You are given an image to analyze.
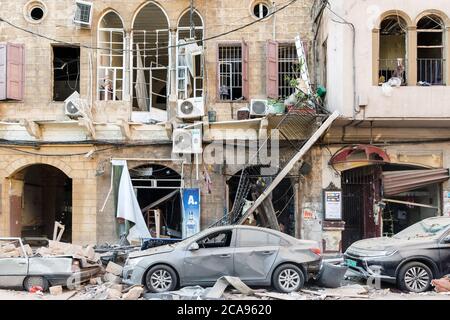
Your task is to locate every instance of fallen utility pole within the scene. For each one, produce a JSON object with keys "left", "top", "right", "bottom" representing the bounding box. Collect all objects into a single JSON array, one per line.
[{"left": 238, "top": 111, "right": 340, "bottom": 225}]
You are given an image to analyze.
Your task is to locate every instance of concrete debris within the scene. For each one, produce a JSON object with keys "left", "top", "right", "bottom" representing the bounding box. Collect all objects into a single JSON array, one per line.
[
  {"left": 103, "top": 273, "right": 122, "bottom": 284},
  {"left": 107, "top": 288, "right": 123, "bottom": 300},
  {"left": 254, "top": 291, "right": 307, "bottom": 300},
  {"left": 203, "top": 276, "right": 254, "bottom": 299},
  {"left": 122, "top": 286, "right": 144, "bottom": 300},
  {"left": 432, "top": 275, "right": 450, "bottom": 293},
  {"left": 105, "top": 261, "right": 123, "bottom": 276},
  {"left": 301, "top": 284, "right": 369, "bottom": 299},
  {"left": 49, "top": 286, "right": 63, "bottom": 296}
]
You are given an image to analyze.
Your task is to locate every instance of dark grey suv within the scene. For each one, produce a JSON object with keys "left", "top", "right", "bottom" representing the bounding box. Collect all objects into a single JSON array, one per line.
[{"left": 344, "top": 217, "right": 450, "bottom": 293}]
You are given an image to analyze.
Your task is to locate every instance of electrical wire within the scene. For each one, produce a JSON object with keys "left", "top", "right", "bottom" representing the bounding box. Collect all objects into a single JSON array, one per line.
[{"left": 0, "top": 0, "right": 298, "bottom": 54}]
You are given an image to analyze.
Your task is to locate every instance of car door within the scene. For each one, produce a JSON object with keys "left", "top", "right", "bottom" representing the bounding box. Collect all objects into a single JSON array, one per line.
[
  {"left": 0, "top": 239, "right": 29, "bottom": 288},
  {"left": 439, "top": 230, "right": 450, "bottom": 275},
  {"left": 183, "top": 229, "right": 235, "bottom": 285},
  {"left": 233, "top": 229, "right": 280, "bottom": 282}
]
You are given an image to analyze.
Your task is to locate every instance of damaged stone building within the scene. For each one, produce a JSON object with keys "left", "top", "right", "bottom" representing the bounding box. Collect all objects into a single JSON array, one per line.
[
  {"left": 0, "top": 0, "right": 319, "bottom": 245},
  {"left": 312, "top": 0, "right": 450, "bottom": 253}
]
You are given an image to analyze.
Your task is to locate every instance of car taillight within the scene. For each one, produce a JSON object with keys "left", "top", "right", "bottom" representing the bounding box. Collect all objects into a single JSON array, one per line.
[{"left": 310, "top": 248, "right": 321, "bottom": 256}]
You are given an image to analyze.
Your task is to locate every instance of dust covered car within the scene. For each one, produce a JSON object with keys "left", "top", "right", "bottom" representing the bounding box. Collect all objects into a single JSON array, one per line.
[
  {"left": 345, "top": 217, "right": 450, "bottom": 293},
  {"left": 123, "top": 225, "right": 322, "bottom": 293},
  {"left": 0, "top": 238, "right": 101, "bottom": 291}
]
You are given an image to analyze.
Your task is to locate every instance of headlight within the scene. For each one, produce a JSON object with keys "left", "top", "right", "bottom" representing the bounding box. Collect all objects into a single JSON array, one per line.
[{"left": 125, "top": 257, "right": 140, "bottom": 268}]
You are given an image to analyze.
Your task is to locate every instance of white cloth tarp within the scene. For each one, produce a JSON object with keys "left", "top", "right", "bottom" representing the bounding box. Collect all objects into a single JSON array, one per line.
[
  {"left": 135, "top": 44, "right": 148, "bottom": 112},
  {"left": 114, "top": 160, "right": 151, "bottom": 242}
]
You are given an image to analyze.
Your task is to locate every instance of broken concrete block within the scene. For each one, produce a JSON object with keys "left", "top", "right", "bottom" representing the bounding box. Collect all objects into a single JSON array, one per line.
[
  {"left": 107, "top": 288, "right": 122, "bottom": 300},
  {"left": 122, "top": 286, "right": 144, "bottom": 300},
  {"left": 106, "top": 261, "right": 123, "bottom": 276},
  {"left": 36, "top": 247, "right": 52, "bottom": 256},
  {"left": 103, "top": 273, "right": 122, "bottom": 284},
  {"left": 0, "top": 243, "right": 16, "bottom": 253},
  {"left": 23, "top": 244, "right": 33, "bottom": 256},
  {"left": 109, "top": 284, "right": 123, "bottom": 292},
  {"left": 83, "top": 245, "right": 96, "bottom": 261},
  {"left": 49, "top": 286, "right": 63, "bottom": 296}
]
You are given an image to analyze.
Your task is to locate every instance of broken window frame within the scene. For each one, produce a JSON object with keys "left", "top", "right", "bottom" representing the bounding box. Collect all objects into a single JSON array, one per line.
[
  {"left": 176, "top": 10, "right": 205, "bottom": 100},
  {"left": 417, "top": 15, "right": 446, "bottom": 85},
  {"left": 52, "top": 45, "right": 81, "bottom": 102},
  {"left": 278, "top": 42, "right": 299, "bottom": 99},
  {"left": 97, "top": 16, "right": 126, "bottom": 101},
  {"left": 217, "top": 42, "right": 248, "bottom": 102}
]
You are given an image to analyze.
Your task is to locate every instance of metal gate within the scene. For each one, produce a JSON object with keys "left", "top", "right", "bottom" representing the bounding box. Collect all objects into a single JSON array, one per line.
[{"left": 342, "top": 166, "right": 382, "bottom": 251}]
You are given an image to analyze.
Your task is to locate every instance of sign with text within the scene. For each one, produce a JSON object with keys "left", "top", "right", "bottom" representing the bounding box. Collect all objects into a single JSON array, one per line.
[
  {"left": 182, "top": 188, "right": 201, "bottom": 239},
  {"left": 324, "top": 190, "right": 342, "bottom": 220}
]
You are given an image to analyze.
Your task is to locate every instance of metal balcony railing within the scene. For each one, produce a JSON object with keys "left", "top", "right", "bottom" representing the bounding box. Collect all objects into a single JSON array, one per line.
[
  {"left": 378, "top": 59, "right": 407, "bottom": 85},
  {"left": 417, "top": 58, "right": 445, "bottom": 85}
]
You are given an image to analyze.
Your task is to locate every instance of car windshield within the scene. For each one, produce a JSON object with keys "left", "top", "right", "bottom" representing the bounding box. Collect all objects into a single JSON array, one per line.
[{"left": 393, "top": 218, "right": 450, "bottom": 240}]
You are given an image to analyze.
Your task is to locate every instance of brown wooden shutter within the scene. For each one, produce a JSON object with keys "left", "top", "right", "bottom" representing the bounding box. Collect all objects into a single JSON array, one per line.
[
  {"left": 6, "top": 43, "right": 25, "bottom": 100},
  {"left": 266, "top": 40, "right": 279, "bottom": 99},
  {"left": 0, "top": 44, "right": 6, "bottom": 100},
  {"left": 242, "top": 41, "right": 249, "bottom": 100}
]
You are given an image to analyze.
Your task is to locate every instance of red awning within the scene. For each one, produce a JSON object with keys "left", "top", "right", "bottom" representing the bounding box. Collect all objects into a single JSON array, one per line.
[
  {"left": 382, "top": 169, "right": 450, "bottom": 196},
  {"left": 330, "top": 145, "right": 390, "bottom": 171}
]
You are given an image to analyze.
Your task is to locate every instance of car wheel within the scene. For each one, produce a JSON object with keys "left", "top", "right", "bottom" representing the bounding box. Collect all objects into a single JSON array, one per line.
[
  {"left": 398, "top": 262, "right": 433, "bottom": 293},
  {"left": 23, "top": 276, "right": 49, "bottom": 292},
  {"left": 272, "top": 264, "right": 305, "bottom": 293},
  {"left": 145, "top": 265, "right": 178, "bottom": 293}
]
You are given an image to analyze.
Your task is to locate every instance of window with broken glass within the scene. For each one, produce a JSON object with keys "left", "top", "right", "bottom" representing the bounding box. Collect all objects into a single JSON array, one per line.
[
  {"left": 177, "top": 10, "right": 204, "bottom": 100},
  {"left": 218, "top": 44, "right": 243, "bottom": 101},
  {"left": 417, "top": 15, "right": 445, "bottom": 85},
  {"left": 98, "top": 12, "right": 125, "bottom": 101},
  {"left": 278, "top": 43, "right": 299, "bottom": 99}
]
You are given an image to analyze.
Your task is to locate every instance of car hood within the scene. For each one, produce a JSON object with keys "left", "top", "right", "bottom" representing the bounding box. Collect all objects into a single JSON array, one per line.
[
  {"left": 349, "top": 237, "right": 436, "bottom": 252},
  {"left": 128, "top": 244, "right": 175, "bottom": 259}
]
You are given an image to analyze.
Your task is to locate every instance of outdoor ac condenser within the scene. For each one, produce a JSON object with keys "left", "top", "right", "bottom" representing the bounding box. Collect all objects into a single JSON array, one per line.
[
  {"left": 250, "top": 99, "right": 269, "bottom": 117},
  {"left": 64, "top": 91, "right": 83, "bottom": 118},
  {"left": 177, "top": 97, "right": 205, "bottom": 119},
  {"left": 172, "top": 128, "right": 202, "bottom": 154}
]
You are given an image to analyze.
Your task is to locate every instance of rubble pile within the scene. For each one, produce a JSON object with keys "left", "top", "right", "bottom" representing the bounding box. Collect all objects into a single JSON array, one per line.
[
  {"left": 0, "top": 242, "right": 32, "bottom": 258},
  {"left": 432, "top": 275, "right": 450, "bottom": 293}
]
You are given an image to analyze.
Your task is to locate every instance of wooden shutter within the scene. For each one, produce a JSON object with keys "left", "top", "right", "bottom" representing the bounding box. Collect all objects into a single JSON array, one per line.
[
  {"left": 266, "top": 40, "right": 279, "bottom": 99},
  {"left": 0, "top": 44, "right": 6, "bottom": 100},
  {"left": 6, "top": 43, "right": 25, "bottom": 100},
  {"left": 242, "top": 41, "right": 249, "bottom": 100}
]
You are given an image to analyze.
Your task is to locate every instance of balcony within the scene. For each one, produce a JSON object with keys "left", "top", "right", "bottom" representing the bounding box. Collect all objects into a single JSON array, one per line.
[{"left": 417, "top": 58, "right": 445, "bottom": 86}]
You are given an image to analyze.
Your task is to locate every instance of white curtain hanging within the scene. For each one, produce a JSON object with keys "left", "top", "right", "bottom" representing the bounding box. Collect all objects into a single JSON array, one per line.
[{"left": 135, "top": 43, "right": 148, "bottom": 112}]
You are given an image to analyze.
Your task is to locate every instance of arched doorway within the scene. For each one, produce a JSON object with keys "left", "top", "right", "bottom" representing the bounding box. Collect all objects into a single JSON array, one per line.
[
  {"left": 9, "top": 164, "right": 72, "bottom": 242},
  {"left": 130, "top": 164, "right": 182, "bottom": 238},
  {"left": 227, "top": 167, "right": 295, "bottom": 236}
]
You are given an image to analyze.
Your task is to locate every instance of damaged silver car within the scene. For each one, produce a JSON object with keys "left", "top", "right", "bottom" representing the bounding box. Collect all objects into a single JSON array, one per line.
[
  {"left": 123, "top": 225, "right": 322, "bottom": 293},
  {"left": 0, "top": 238, "right": 100, "bottom": 291}
]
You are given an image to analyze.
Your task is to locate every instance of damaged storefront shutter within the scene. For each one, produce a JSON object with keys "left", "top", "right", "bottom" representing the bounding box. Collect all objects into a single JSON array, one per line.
[
  {"left": 382, "top": 169, "right": 450, "bottom": 196},
  {"left": 242, "top": 41, "right": 249, "bottom": 100},
  {"left": 6, "top": 43, "right": 25, "bottom": 101},
  {"left": 266, "top": 40, "right": 279, "bottom": 99}
]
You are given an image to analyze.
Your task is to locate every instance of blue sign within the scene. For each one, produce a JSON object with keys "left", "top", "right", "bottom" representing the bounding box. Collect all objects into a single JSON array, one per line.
[{"left": 182, "top": 188, "right": 201, "bottom": 239}]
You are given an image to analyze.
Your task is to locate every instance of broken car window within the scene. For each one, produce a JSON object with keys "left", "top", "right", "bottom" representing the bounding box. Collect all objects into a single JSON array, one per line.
[
  {"left": 237, "top": 229, "right": 281, "bottom": 247},
  {"left": 197, "top": 231, "right": 232, "bottom": 249},
  {"left": 393, "top": 218, "right": 450, "bottom": 240}
]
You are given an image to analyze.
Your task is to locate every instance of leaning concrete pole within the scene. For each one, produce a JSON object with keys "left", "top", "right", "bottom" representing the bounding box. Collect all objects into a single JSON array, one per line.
[{"left": 238, "top": 110, "right": 340, "bottom": 225}]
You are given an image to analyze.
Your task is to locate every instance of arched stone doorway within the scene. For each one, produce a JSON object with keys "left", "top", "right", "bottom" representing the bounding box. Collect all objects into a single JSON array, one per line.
[
  {"left": 9, "top": 164, "right": 72, "bottom": 242},
  {"left": 130, "top": 164, "right": 182, "bottom": 238}
]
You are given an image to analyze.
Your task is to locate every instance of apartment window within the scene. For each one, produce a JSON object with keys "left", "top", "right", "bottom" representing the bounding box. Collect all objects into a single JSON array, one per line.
[
  {"left": 177, "top": 10, "right": 204, "bottom": 100},
  {"left": 278, "top": 44, "right": 299, "bottom": 99},
  {"left": 417, "top": 15, "right": 445, "bottom": 85},
  {"left": 218, "top": 43, "right": 249, "bottom": 101},
  {"left": 53, "top": 46, "right": 80, "bottom": 101},
  {"left": 378, "top": 16, "right": 407, "bottom": 85},
  {"left": 0, "top": 43, "right": 25, "bottom": 101},
  {"left": 253, "top": 2, "right": 270, "bottom": 19},
  {"left": 98, "top": 11, "right": 125, "bottom": 101}
]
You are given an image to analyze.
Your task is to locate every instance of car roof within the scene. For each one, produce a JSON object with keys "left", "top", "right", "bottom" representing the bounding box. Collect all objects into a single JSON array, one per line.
[{"left": 206, "top": 225, "right": 294, "bottom": 241}]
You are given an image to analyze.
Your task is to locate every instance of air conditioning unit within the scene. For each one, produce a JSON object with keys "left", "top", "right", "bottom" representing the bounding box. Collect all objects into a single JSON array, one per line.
[
  {"left": 73, "top": 0, "right": 93, "bottom": 27},
  {"left": 250, "top": 99, "right": 269, "bottom": 117},
  {"left": 172, "top": 128, "right": 202, "bottom": 154},
  {"left": 64, "top": 91, "right": 82, "bottom": 118},
  {"left": 177, "top": 97, "right": 205, "bottom": 119}
]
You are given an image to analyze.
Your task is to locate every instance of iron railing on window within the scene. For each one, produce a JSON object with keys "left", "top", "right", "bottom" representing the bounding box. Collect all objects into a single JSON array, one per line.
[
  {"left": 378, "top": 59, "right": 407, "bottom": 85},
  {"left": 417, "top": 58, "right": 445, "bottom": 85}
]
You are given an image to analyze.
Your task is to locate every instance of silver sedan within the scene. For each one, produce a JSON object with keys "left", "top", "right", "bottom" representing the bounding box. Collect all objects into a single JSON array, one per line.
[{"left": 122, "top": 225, "right": 322, "bottom": 293}]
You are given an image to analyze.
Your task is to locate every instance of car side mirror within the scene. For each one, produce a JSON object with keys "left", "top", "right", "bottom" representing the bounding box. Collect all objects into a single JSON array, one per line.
[
  {"left": 188, "top": 242, "right": 200, "bottom": 251},
  {"left": 444, "top": 236, "right": 450, "bottom": 244}
]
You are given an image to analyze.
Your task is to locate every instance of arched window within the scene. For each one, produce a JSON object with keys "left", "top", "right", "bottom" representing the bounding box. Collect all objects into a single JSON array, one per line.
[
  {"left": 417, "top": 15, "right": 445, "bottom": 85},
  {"left": 177, "top": 9, "right": 204, "bottom": 99},
  {"left": 378, "top": 16, "right": 408, "bottom": 85},
  {"left": 98, "top": 11, "right": 125, "bottom": 101},
  {"left": 132, "top": 2, "right": 170, "bottom": 114}
]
